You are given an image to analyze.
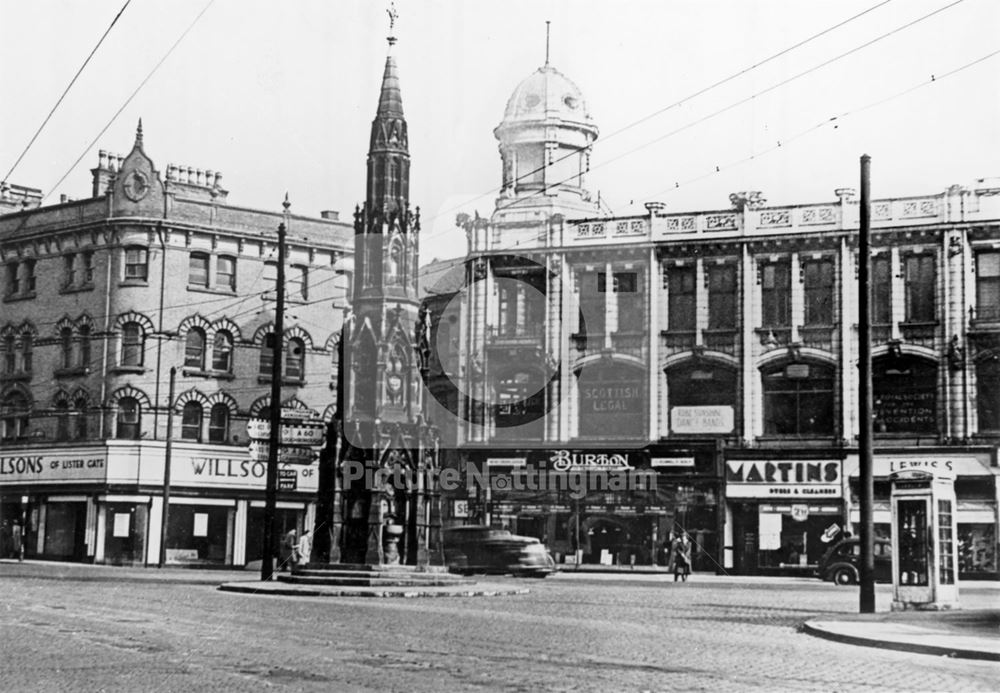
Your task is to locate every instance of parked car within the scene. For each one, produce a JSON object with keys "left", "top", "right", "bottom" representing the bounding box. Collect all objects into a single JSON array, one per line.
[
  {"left": 443, "top": 526, "right": 556, "bottom": 577},
  {"left": 818, "top": 537, "right": 892, "bottom": 585}
]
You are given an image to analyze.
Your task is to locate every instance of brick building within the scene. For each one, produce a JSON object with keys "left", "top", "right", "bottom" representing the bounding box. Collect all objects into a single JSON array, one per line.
[{"left": 0, "top": 124, "right": 352, "bottom": 566}]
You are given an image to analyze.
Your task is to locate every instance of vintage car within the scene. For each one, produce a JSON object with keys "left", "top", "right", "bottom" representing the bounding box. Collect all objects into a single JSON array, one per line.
[
  {"left": 818, "top": 537, "right": 893, "bottom": 585},
  {"left": 443, "top": 525, "right": 556, "bottom": 577}
]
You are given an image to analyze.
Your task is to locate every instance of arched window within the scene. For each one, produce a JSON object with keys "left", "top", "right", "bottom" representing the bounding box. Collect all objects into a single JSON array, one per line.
[
  {"left": 285, "top": 338, "right": 305, "bottom": 380},
  {"left": 259, "top": 333, "right": 275, "bottom": 376},
  {"left": 121, "top": 323, "right": 144, "bottom": 367},
  {"left": 181, "top": 401, "right": 203, "bottom": 441},
  {"left": 1, "top": 391, "right": 29, "bottom": 440},
  {"left": 116, "top": 397, "right": 141, "bottom": 439},
  {"left": 184, "top": 328, "right": 206, "bottom": 369},
  {"left": 762, "top": 362, "right": 834, "bottom": 436},
  {"left": 576, "top": 362, "right": 645, "bottom": 439},
  {"left": 55, "top": 399, "right": 70, "bottom": 441},
  {"left": 61, "top": 327, "right": 74, "bottom": 369},
  {"left": 212, "top": 331, "right": 233, "bottom": 372},
  {"left": 667, "top": 363, "right": 737, "bottom": 435},
  {"left": 78, "top": 324, "right": 91, "bottom": 369},
  {"left": 3, "top": 335, "right": 15, "bottom": 374},
  {"left": 977, "top": 353, "right": 1000, "bottom": 432},
  {"left": 21, "top": 334, "right": 32, "bottom": 373},
  {"left": 873, "top": 355, "right": 937, "bottom": 434},
  {"left": 208, "top": 403, "right": 230, "bottom": 443},
  {"left": 74, "top": 397, "right": 89, "bottom": 440}
]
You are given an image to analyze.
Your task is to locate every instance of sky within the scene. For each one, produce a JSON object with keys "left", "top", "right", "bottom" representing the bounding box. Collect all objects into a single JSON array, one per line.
[{"left": 1, "top": 0, "right": 998, "bottom": 262}]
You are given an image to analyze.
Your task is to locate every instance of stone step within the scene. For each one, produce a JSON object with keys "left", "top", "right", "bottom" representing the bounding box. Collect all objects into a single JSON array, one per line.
[
  {"left": 292, "top": 568, "right": 461, "bottom": 581},
  {"left": 298, "top": 563, "right": 452, "bottom": 574}
]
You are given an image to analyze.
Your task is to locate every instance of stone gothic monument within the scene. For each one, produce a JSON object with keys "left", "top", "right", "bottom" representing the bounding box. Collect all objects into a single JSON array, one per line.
[{"left": 314, "top": 9, "right": 442, "bottom": 567}]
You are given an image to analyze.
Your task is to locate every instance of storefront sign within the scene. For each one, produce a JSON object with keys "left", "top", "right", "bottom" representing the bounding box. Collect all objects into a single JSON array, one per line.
[
  {"left": 168, "top": 451, "right": 318, "bottom": 493},
  {"left": 548, "top": 450, "right": 632, "bottom": 471},
  {"left": 846, "top": 454, "right": 992, "bottom": 479},
  {"left": 453, "top": 500, "right": 469, "bottom": 518},
  {"left": 278, "top": 468, "right": 298, "bottom": 491},
  {"left": 790, "top": 504, "right": 810, "bottom": 521},
  {"left": 485, "top": 458, "right": 527, "bottom": 467},
  {"left": 651, "top": 457, "right": 695, "bottom": 468},
  {"left": 726, "top": 460, "right": 842, "bottom": 498},
  {"left": 0, "top": 450, "right": 108, "bottom": 484},
  {"left": 246, "top": 418, "right": 326, "bottom": 445},
  {"left": 670, "top": 406, "right": 734, "bottom": 434}
]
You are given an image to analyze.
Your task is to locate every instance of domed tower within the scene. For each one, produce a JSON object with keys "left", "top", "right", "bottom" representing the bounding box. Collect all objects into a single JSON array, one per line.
[{"left": 493, "top": 47, "right": 600, "bottom": 222}]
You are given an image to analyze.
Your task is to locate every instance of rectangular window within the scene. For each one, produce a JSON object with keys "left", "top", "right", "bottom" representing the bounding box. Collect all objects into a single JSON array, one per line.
[
  {"left": 614, "top": 271, "right": 643, "bottom": 333},
  {"left": 24, "top": 260, "right": 36, "bottom": 292},
  {"left": 263, "top": 261, "right": 278, "bottom": 297},
  {"left": 904, "top": 254, "right": 936, "bottom": 322},
  {"left": 216, "top": 256, "right": 236, "bottom": 291},
  {"left": 976, "top": 251, "right": 1000, "bottom": 321},
  {"left": 667, "top": 266, "right": 696, "bottom": 331},
  {"left": 78, "top": 326, "right": 91, "bottom": 368},
  {"left": 761, "top": 261, "right": 791, "bottom": 327},
  {"left": 872, "top": 255, "right": 892, "bottom": 324},
  {"left": 124, "top": 248, "right": 148, "bottom": 281},
  {"left": 5, "top": 263, "right": 18, "bottom": 295},
  {"left": 21, "top": 335, "right": 32, "bottom": 373},
  {"left": 82, "top": 252, "right": 94, "bottom": 284},
  {"left": 288, "top": 265, "right": 308, "bottom": 301},
  {"left": 188, "top": 252, "right": 210, "bottom": 287},
  {"left": 708, "top": 264, "right": 737, "bottom": 329},
  {"left": 580, "top": 271, "right": 606, "bottom": 338},
  {"left": 3, "top": 336, "right": 15, "bottom": 374},
  {"left": 803, "top": 258, "right": 835, "bottom": 326},
  {"left": 64, "top": 254, "right": 77, "bottom": 288}
]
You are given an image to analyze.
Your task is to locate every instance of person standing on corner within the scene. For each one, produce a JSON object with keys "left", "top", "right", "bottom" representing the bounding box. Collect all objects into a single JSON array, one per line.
[
  {"left": 279, "top": 528, "right": 299, "bottom": 572},
  {"left": 297, "top": 529, "right": 312, "bottom": 567},
  {"left": 672, "top": 532, "right": 692, "bottom": 582}
]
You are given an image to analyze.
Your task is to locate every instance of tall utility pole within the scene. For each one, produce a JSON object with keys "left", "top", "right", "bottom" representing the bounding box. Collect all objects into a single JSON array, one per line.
[
  {"left": 158, "top": 366, "right": 176, "bottom": 568},
  {"left": 261, "top": 196, "right": 289, "bottom": 581},
  {"left": 858, "top": 154, "right": 876, "bottom": 613}
]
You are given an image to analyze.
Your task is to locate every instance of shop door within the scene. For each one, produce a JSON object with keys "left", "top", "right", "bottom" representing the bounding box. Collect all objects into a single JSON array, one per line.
[
  {"left": 104, "top": 504, "right": 140, "bottom": 565},
  {"left": 731, "top": 504, "right": 758, "bottom": 575},
  {"left": 43, "top": 502, "right": 87, "bottom": 561}
]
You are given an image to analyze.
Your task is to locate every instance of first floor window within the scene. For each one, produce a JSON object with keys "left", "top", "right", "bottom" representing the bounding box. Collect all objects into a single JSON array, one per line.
[
  {"left": 55, "top": 400, "right": 70, "bottom": 441},
  {"left": 185, "top": 328, "right": 206, "bottom": 369},
  {"left": 20, "top": 334, "right": 32, "bottom": 373},
  {"left": 181, "top": 401, "right": 203, "bottom": 441},
  {"left": 762, "top": 362, "right": 834, "bottom": 436},
  {"left": 872, "top": 255, "right": 892, "bottom": 325},
  {"left": 708, "top": 263, "right": 737, "bottom": 330},
  {"left": 976, "top": 251, "right": 1000, "bottom": 321},
  {"left": 667, "top": 265, "right": 696, "bottom": 331},
  {"left": 760, "top": 261, "right": 791, "bottom": 328},
  {"left": 217, "top": 256, "right": 236, "bottom": 291},
  {"left": 803, "top": 258, "right": 835, "bottom": 326},
  {"left": 904, "top": 253, "right": 936, "bottom": 322},
  {"left": 61, "top": 327, "right": 74, "bottom": 369},
  {"left": 116, "top": 397, "right": 141, "bottom": 439},
  {"left": 1, "top": 391, "right": 29, "bottom": 440},
  {"left": 285, "top": 338, "right": 305, "bottom": 380},
  {"left": 208, "top": 403, "right": 230, "bottom": 443},
  {"left": 78, "top": 325, "right": 92, "bottom": 368},
  {"left": 121, "top": 323, "right": 144, "bottom": 367},
  {"left": 259, "top": 334, "right": 275, "bottom": 376},
  {"left": 212, "top": 331, "right": 233, "bottom": 372},
  {"left": 873, "top": 355, "right": 937, "bottom": 434},
  {"left": 188, "top": 252, "right": 210, "bottom": 287},
  {"left": 75, "top": 398, "right": 89, "bottom": 439}
]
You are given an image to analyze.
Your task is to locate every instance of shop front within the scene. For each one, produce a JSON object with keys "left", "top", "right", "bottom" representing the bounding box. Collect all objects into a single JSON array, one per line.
[
  {"left": 461, "top": 444, "right": 723, "bottom": 569},
  {"left": 0, "top": 442, "right": 317, "bottom": 567},
  {"left": 844, "top": 449, "right": 999, "bottom": 580},
  {"left": 724, "top": 455, "right": 845, "bottom": 575}
]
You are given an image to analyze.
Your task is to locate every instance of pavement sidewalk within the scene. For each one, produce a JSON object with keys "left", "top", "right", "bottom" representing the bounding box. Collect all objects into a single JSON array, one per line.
[{"left": 804, "top": 608, "right": 1000, "bottom": 661}]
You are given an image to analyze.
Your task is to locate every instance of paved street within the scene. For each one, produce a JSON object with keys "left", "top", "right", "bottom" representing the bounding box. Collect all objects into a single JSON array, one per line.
[{"left": 0, "top": 561, "right": 997, "bottom": 692}]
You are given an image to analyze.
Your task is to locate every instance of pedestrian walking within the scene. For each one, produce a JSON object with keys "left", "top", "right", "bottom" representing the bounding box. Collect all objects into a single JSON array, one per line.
[
  {"left": 296, "top": 529, "right": 312, "bottom": 566},
  {"left": 672, "top": 533, "right": 692, "bottom": 582},
  {"left": 279, "top": 528, "right": 299, "bottom": 572}
]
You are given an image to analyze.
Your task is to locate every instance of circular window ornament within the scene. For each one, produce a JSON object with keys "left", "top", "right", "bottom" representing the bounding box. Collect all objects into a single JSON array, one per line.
[
  {"left": 563, "top": 95, "right": 578, "bottom": 109},
  {"left": 123, "top": 170, "right": 150, "bottom": 202},
  {"left": 524, "top": 93, "right": 541, "bottom": 108}
]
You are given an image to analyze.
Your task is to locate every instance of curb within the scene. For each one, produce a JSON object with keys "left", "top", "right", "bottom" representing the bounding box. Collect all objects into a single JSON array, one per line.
[
  {"left": 802, "top": 621, "right": 1000, "bottom": 662},
  {"left": 218, "top": 581, "right": 530, "bottom": 599}
]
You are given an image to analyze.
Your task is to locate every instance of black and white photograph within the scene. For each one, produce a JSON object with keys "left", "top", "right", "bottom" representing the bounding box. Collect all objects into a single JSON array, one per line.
[{"left": 1, "top": 1, "right": 998, "bottom": 690}]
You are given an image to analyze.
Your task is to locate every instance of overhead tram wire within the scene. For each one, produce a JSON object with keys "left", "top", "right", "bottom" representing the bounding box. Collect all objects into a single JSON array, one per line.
[
  {"left": 419, "top": 0, "right": 968, "bottom": 241},
  {"left": 419, "top": 0, "right": 903, "bottom": 230},
  {"left": 1, "top": 0, "right": 133, "bottom": 187},
  {"left": 414, "top": 41, "right": 1000, "bottom": 282},
  {"left": 637, "top": 46, "right": 1000, "bottom": 204},
  {"left": 42, "top": 0, "right": 217, "bottom": 204}
]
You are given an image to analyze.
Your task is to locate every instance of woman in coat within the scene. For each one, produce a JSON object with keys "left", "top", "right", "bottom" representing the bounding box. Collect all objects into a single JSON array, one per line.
[{"left": 672, "top": 533, "right": 692, "bottom": 582}]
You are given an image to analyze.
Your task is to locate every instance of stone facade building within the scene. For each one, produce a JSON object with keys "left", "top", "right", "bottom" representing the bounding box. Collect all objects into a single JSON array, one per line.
[
  {"left": 0, "top": 125, "right": 352, "bottom": 566},
  {"left": 445, "top": 58, "right": 1000, "bottom": 578}
]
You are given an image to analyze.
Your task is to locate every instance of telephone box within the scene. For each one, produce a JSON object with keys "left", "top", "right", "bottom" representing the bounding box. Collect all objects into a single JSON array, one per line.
[{"left": 889, "top": 469, "right": 959, "bottom": 611}]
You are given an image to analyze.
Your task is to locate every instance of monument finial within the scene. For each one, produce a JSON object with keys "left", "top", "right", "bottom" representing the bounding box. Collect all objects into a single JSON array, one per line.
[
  {"left": 135, "top": 118, "right": 144, "bottom": 148},
  {"left": 387, "top": 1, "right": 398, "bottom": 47},
  {"left": 545, "top": 21, "right": 550, "bottom": 66}
]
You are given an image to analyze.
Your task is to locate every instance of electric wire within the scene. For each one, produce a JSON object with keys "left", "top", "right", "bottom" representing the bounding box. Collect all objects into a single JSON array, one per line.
[{"left": 1, "top": 0, "right": 132, "bottom": 187}]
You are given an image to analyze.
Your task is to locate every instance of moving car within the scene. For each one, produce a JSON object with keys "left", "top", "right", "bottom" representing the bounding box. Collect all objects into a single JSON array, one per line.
[
  {"left": 818, "top": 537, "right": 892, "bottom": 585},
  {"left": 443, "top": 525, "right": 556, "bottom": 577}
]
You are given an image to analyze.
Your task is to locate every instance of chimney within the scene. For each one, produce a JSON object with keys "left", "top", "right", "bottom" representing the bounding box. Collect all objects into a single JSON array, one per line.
[
  {"left": 321, "top": 210, "right": 340, "bottom": 221},
  {"left": 91, "top": 149, "right": 115, "bottom": 197}
]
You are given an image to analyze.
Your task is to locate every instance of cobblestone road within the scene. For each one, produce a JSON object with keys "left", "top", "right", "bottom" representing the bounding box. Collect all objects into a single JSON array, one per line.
[{"left": 0, "top": 563, "right": 996, "bottom": 691}]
